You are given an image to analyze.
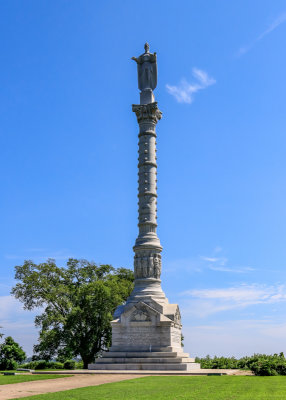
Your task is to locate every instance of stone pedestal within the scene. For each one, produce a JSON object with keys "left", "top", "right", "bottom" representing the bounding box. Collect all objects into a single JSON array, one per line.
[
  {"left": 89, "top": 297, "right": 200, "bottom": 371},
  {"left": 89, "top": 44, "right": 200, "bottom": 371}
]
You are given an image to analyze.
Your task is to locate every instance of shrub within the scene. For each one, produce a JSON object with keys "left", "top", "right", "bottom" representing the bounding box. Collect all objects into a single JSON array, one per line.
[
  {"left": 75, "top": 360, "right": 84, "bottom": 369},
  {"left": 20, "top": 361, "right": 37, "bottom": 369},
  {"left": 49, "top": 361, "right": 64, "bottom": 369},
  {"left": 250, "top": 360, "right": 279, "bottom": 376},
  {"left": 195, "top": 353, "right": 286, "bottom": 376},
  {"left": 34, "top": 360, "right": 48, "bottom": 370},
  {"left": 33, "top": 360, "right": 63, "bottom": 370},
  {"left": 0, "top": 359, "right": 18, "bottom": 370},
  {"left": 248, "top": 353, "right": 286, "bottom": 376},
  {"left": 63, "top": 360, "right": 76, "bottom": 370}
]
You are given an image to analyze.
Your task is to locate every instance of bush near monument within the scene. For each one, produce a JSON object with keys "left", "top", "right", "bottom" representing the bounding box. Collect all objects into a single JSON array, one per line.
[
  {"left": 20, "top": 360, "right": 82, "bottom": 370},
  {"left": 11, "top": 259, "right": 134, "bottom": 368},
  {"left": 196, "top": 353, "right": 286, "bottom": 375},
  {"left": 63, "top": 359, "right": 76, "bottom": 369},
  {"left": 0, "top": 336, "right": 26, "bottom": 370}
]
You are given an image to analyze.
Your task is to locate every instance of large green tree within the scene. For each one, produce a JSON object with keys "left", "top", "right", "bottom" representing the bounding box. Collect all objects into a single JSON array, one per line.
[
  {"left": 0, "top": 336, "right": 26, "bottom": 370},
  {"left": 12, "top": 259, "right": 134, "bottom": 368}
]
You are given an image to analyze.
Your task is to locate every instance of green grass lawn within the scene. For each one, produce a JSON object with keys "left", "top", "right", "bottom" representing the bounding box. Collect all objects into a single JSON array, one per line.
[
  {"left": 13, "top": 376, "right": 286, "bottom": 400},
  {"left": 0, "top": 374, "right": 72, "bottom": 385}
]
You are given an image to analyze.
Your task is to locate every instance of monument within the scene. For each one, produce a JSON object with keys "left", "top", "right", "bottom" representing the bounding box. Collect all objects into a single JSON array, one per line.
[{"left": 89, "top": 44, "right": 200, "bottom": 371}]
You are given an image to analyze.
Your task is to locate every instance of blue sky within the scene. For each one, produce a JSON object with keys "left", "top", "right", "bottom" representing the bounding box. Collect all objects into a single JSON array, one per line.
[{"left": 1, "top": 0, "right": 286, "bottom": 358}]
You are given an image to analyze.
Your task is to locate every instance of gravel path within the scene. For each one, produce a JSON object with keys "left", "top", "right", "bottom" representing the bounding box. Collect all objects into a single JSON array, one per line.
[{"left": 0, "top": 374, "right": 145, "bottom": 399}]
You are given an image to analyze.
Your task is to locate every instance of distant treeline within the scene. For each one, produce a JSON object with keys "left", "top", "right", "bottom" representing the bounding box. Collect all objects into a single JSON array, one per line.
[{"left": 195, "top": 353, "right": 286, "bottom": 375}]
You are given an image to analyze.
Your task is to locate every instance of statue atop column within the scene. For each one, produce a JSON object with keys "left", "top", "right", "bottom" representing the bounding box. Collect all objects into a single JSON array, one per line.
[{"left": 132, "top": 43, "right": 157, "bottom": 104}]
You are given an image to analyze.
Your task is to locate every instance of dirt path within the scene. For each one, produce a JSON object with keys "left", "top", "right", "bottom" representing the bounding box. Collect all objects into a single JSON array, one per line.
[{"left": 0, "top": 374, "right": 145, "bottom": 399}]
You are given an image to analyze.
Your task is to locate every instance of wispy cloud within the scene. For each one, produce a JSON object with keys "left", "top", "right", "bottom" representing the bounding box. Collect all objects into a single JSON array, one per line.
[
  {"left": 200, "top": 253, "right": 255, "bottom": 274},
  {"left": 186, "top": 284, "right": 286, "bottom": 303},
  {"left": 181, "top": 283, "right": 286, "bottom": 317},
  {"left": 201, "top": 257, "right": 220, "bottom": 263},
  {"left": 164, "top": 248, "right": 254, "bottom": 275},
  {"left": 237, "top": 12, "right": 286, "bottom": 56},
  {"left": 166, "top": 68, "right": 216, "bottom": 104},
  {"left": 209, "top": 265, "right": 255, "bottom": 273}
]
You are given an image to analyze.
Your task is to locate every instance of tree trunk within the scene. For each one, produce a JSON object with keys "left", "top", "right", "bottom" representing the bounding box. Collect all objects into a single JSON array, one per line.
[{"left": 81, "top": 353, "right": 97, "bottom": 369}]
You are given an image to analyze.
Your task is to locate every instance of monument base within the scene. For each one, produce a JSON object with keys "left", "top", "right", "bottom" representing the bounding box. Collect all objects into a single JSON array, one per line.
[
  {"left": 88, "top": 350, "right": 200, "bottom": 371},
  {"left": 88, "top": 294, "right": 200, "bottom": 371}
]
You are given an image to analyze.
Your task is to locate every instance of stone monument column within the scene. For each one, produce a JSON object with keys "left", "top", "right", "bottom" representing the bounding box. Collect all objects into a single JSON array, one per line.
[
  {"left": 126, "top": 42, "right": 166, "bottom": 304},
  {"left": 88, "top": 44, "right": 200, "bottom": 371}
]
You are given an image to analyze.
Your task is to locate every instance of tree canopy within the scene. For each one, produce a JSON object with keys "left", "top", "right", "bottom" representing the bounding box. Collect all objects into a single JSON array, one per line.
[
  {"left": 11, "top": 259, "right": 134, "bottom": 368},
  {"left": 0, "top": 336, "right": 26, "bottom": 370}
]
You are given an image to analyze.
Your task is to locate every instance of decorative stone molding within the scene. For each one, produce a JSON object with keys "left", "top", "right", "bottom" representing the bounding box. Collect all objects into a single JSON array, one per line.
[
  {"left": 174, "top": 308, "right": 182, "bottom": 325},
  {"left": 131, "top": 308, "right": 151, "bottom": 322},
  {"left": 132, "top": 103, "right": 162, "bottom": 124}
]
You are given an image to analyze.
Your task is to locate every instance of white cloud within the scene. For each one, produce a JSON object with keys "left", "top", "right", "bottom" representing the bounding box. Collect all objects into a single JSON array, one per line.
[
  {"left": 181, "top": 284, "right": 286, "bottom": 317},
  {"left": 237, "top": 12, "right": 286, "bottom": 56},
  {"left": 166, "top": 68, "right": 216, "bottom": 104}
]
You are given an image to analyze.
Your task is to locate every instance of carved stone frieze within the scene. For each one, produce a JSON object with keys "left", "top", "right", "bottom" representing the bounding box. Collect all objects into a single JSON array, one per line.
[
  {"left": 132, "top": 103, "right": 162, "bottom": 124},
  {"left": 134, "top": 251, "right": 162, "bottom": 279}
]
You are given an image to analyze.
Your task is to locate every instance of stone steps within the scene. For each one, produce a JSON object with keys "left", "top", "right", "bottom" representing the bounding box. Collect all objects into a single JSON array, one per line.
[
  {"left": 89, "top": 350, "right": 200, "bottom": 371},
  {"left": 96, "top": 357, "right": 194, "bottom": 363},
  {"left": 89, "top": 362, "right": 201, "bottom": 371},
  {"left": 101, "top": 351, "right": 192, "bottom": 359}
]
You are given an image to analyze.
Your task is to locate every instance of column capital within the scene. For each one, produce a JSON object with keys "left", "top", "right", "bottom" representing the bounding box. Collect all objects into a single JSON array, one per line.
[{"left": 132, "top": 102, "right": 162, "bottom": 124}]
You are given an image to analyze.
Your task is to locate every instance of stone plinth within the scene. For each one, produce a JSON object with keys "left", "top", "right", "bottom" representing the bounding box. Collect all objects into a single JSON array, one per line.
[{"left": 89, "top": 296, "right": 199, "bottom": 371}]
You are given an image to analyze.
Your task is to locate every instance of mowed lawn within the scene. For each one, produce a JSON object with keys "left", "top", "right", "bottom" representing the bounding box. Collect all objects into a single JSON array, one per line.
[
  {"left": 0, "top": 374, "right": 72, "bottom": 385},
  {"left": 14, "top": 376, "right": 286, "bottom": 400}
]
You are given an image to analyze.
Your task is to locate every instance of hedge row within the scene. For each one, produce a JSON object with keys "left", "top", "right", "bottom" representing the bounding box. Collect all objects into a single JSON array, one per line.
[
  {"left": 20, "top": 360, "right": 83, "bottom": 370},
  {"left": 195, "top": 353, "right": 286, "bottom": 375}
]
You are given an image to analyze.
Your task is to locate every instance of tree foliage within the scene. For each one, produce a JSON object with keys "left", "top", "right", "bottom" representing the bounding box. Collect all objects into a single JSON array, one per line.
[
  {"left": 0, "top": 336, "right": 26, "bottom": 370},
  {"left": 195, "top": 353, "right": 286, "bottom": 375},
  {"left": 11, "top": 259, "right": 134, "bottom": 368}
]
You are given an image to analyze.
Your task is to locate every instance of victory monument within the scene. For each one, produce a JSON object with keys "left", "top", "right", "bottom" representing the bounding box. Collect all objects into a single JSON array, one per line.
[{"left": 89, "top": 44, "right": 200, "bottom": 371}]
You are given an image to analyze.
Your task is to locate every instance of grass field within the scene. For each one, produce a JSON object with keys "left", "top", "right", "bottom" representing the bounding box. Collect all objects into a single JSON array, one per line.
[
  {"left": 13, "top": 376, "right": 286, "bottom": 400},
  {"left": 0, "top": 374, "right": 72, "bottom": 385}
]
